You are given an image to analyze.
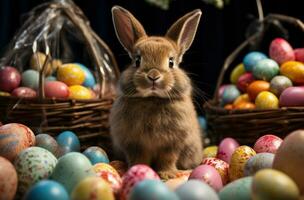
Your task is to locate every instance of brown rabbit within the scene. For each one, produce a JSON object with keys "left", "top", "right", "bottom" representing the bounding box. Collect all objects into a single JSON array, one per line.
[{"left": 110, "top": 6, "right": 203, "bottom": 179}]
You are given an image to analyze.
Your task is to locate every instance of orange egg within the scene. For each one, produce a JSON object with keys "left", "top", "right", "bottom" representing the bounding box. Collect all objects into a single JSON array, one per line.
[
  {"left": 247, "top": 80, "right": 270, "bottom": 101},
  {"left": 280, "top": 61, "right": 304, "bottom": 84},
  {"left": 234, "top": 101, "right": 256, "bottom": 109},
  {"left": 233, "top": 93, "right": 250, "bottom": 106},
  {"left": 224, "top": 104, "right": 234, "bottom": 110}
]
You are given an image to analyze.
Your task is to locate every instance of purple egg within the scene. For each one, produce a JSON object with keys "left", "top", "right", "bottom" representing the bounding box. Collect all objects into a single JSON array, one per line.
[
  {"left": 217, "top": 138, "right": 240, "bottom": 164},
  {"left": 279, "top": 86, "right": 304, "bottom": 107},
  {"left": 0, "top": 66, "right": 21, "bottom": 92},
  {"left": 11, "top": 87, "right": 37, "bottom": 98}
]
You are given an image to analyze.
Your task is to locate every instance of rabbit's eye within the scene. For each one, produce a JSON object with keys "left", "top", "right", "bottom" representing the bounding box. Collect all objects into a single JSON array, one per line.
[
  {"left": 135, "top": 55, "right": 141, "bottom": 67},
  {"left": 169, "top": 57, "right": 174, "bottom": 68}
]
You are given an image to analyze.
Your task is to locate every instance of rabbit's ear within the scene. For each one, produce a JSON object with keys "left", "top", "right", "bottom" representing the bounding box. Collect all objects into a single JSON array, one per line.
[
  {"left": 112, "top": 6, "right": 147, "bottom": 55},
  {"left": 166, "top": 9, "right": 202, "bottom": 55}
]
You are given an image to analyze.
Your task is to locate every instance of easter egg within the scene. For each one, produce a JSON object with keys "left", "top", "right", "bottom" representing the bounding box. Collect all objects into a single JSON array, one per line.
[
  {"left": 23, "top": 180, "right": 69, "bottom": 200},
  {"left": 35, "top": 134, "right": 58, "bottom": 155},
  {"left": 294, "top": 48, "right": 304, "bottom": 63},
  {"left": 0, "top": 91, "right": 10, "bottom": 96},
  {"left": 44, "top": 81, "right": 69, "bottom": 99},
  {"left": 202, "top": 157, "right": 229, "bottom": 184},
  {"left": 221, "top": 85, "right": 240, "bottom": 105},
  {"left": 165, "top": 175, "right": 189, "bottom": 191},
  {"left": 57, "top": 63, "right": 85, "bottom": 86},
  {"left": 216, "top": 137, "right": 239, "bottom": 164},
  {"left": 203, "top": 146, "right": 218, "bottom": 158},
  {"left": 224, "top": 104, "right": 233, "bottom": 110},
  {"left": 218, "top": 84, "right": 230, "bottom": 98},
  {"left": 279, "top": 86, "right": 304, "bottom": 107},
  {"left": 0, "top": 66, "right": 21, "bottom": 92},
  {"left": 233, "top": 93, "right": 250, "bottom": 106},
  {"left": 189, "top": 164, "right": 223, "bottom": 191},
  {"left": 230, "top": 63, "right": 245, "bottom": 84},
  {"left": 234, "top": 101, "right": 256, "bottom": 109},
  {"left": 273, "top": 130, "right": 304, "bottom": 194},
  {"left": 280, "top": 61, "right": 304, "bottom": 84},
  {"left": 247, "top": 80, "right": 270, "bottom": 101},
  {"left": 0, "top": 156, "right": 17, "bottom": 200},
  {"left": 109, "top": 160, "right": 128, "bottom": 177},
  {"left": 255, "top": 91, "right": 279, "bottom": 109},
  {"left": 252, "top": 58, "right": 279, "bottom": 81},
  {"left": 69, "top": 85, "right": 92, "bottom": 100},
  {"left": 56, "top": 130, "right": 80, "bottom": 152},
  {"left": 130, "top": 179, "right": 179, "bottom": 200},
  {"left": 14, "top": 147, "right": 57, "bottom": 195},
  {"left": 74, "top": 63, "right": 96, "bottom": 88},
  {"left": 229, "top": 145, "right": 256, "bottom": 181},
  {"left": 21, "top": 69, "right": 39, "bottom": 90},
  {"left": 244, "top": 153, "right": 274, "bottom": 176},
  {"left": 219, "top": 176, "right": 252, "bottom": 200},
  {"left": 0, "top": 123, "right": 35, "bottom": 161},
  {"left": 175, "top": 180, "right": 219, "bottom": 200},
  {"left": 120, "top": 164, "right": 160, "bottom": 200},
  {"left": 252, "top": 169, "right": 299, "bottom": 200},
  {"left": 71, "top": 176, "right": 114, "bottom": 200},
  {"left": 11, "top": 87, "right": 37, "bottom": 98},
  {"left": 237, "top": 72, "right": 255, "bottom": 92},
  {"left": 243, "top": 51, "right": 267, "bottom": 71},
  {"left": 198, "top": 116, "right": 207, "bottom": 131},
  {"left": 270, "top": 75, "right": 293, "bottom": 96},
  {"left": 51, "top": 152, "right": 94, "bottom": 193},
  {"left": 30, "top": 52, "right": 61, "bottom": 76},
  {"left": 253, "top": 134, "right": 283, "bottom": 154},
  {"left": 83, "top": 146, "right": 109, "bottom": 164},
  {"left": 269, "top": 38, "right": 295, "bottom": 65},
  {"left": 46, "top": 75, "right": 57, "bottom": 81}
]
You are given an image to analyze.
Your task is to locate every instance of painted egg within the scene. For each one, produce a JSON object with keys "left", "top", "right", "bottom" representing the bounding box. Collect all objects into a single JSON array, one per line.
[
  {"left": 0, "top": 123, "right": 35, "bottom": 161},
  {"left": 189, "top": 164, "right": 223, "bottom": 191},
  {"left": 230, "top": 63, "right": 245, "bottom": 84},
  {"left": 229, "top": 145, "right": 256, "bottom": 181},
  {"left": 71, "top": 176, "right": 114, "bottom": 200},
  {"left": 221, "top": 85, "right": 240, "bottom": 105},
  {"left": 218, "top": 84, "right": 230, "bottom": 99},
  {"left": 56, "top": 130, "right": 80, "bottom": 152},
  {"left": 46, "top": 76, "right": 57, "bottom": 81},
  {"left": 280, "top": 61, "right": 304, "bottom": 84},
  {"left": 83, "top": 146, "right": 109, "bottom": 164},
  {"left": 252, "top": 169, "right": 299, "bottom": 200},
  {"left": 0, "top": 156, "right": 17, "bottom": 200},
  {"left": 44, "top": 81, "right": 69, "bottom": 99},
  {"left": 237, "top": 72, "right": 255, "bottom": 92},
  {"left": 74, "top": 63, "right": 96, "bottom": 88},
  {"left": 21, "top": 69, "right": 39, "bottom": 90},
  {"left": 109, "top": 160, "right": 128, "bottom": 177},
  {"left": 0, "top": 91, "right": 10, "bottom": 96},
  {"left": 255, "top": 91, "right": 279, "bottom": 109},
  {"left": 202, "top": 157, "right": 229, "bottom": 184},
  {"left": 219, "top": 176, "right": 252, "bottom": 200},
  {"left": 247, "top": 80, "right": 270, "bottom": 101},
  {"left": 280, "top": 86, "right": 304, "bottom": 107},
  {"left": 270, "top": 75, "right": 293, "bottom": 96},
  {"left": 57, "top": 63, "right": 85, "bottom": 86},
  {"left": 294, "top": 48, "right": 304, "bottom": 63},
  {"left": 30, "top": 52, "right": 60, "bottom": 76},
  {"left": 233, "top": 93, "right": 250, "bottom": 106},
  {"left": 216, "top": 137, "right": 239, "bottom": 164},
  {"left": 269, "top": 38, "right": 295, "bottom": 64},
  {"left": 0, "top": 66, "right": 21, "bottom": 92},
  {"left": 243, "top": 51, "right": 267, "bottom": 71},
  {"left": 23, "top": 180, "right": 69, "bottom": 200},
  {"left": 252, "top": 58, "right": 279, "bottom": 81},
  {"left": 35, "top": 134, "right": 58, "bottom": 155},
  {"left": 253, "top": 134, "right": 283, "bottom": 154},
  {"left": 69, "top": 85, "right": 92, "bottom": 100},
  {"left": 175, "top": 180, "right": 219, "bottom": 200},
  {"left": 198, "top": 116, "right": 207, "bottom": 131},
  {"left": 273, "top": 130, "right": 304, "bottom": 194},
  {"left": 51, "top": 152, "right": 94, "bottom": 193},
  {"left": 11, "top": 87, "right": 37, "bottom": 98},
  {"left": 120, "top": 164, "right": 160, "bottom": 200},
  {"left": 244, "top": 153, "right": 274, "bottom": 176},
  {"left": 203, "top": 146, "right": 218, "bottom": 158},
  {"left": 130, "top": 179, "right": 178, "bottom": 200},
  {"left": 14, "top": 147, "right": 57, "bottom": 195},
  {"left": 224, "top": 104, "right": 233, "bottom": 110},
  {"left": 234, "top": 101, "right": 256, "bottom": 109}
]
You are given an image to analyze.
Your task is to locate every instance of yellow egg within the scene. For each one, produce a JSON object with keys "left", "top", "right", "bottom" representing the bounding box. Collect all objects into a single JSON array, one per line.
[
  {"left": 229, "top": 145, "right": 256, "bottom": 181},
  {"left": 203, "top": 146, "right": 218, "bottom": 158},
  {"left": 93, "top": 163, "right": 120, "bottom": 177},
  {"left": 255, "top": 91, "right": 279, "bottom": 109},
  {"left": 280, "top": 61, "right": 304, "bottom": 84},
  {"left": 30, "top": 52, "right": 61, "bottom": 76},
  {"left": 230, "top": 63, "right": 245, "bottom": 84},
  {"left": 57, "top": 64, "right": 85, "bottom": 86},
  {"left": 69, "top": 85, "right": 92, "bottom": 100}
]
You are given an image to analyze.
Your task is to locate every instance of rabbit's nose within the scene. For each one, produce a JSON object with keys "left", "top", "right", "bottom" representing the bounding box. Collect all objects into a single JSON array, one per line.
[{"left": 147, "top": 69, "right": 162, "bottom": 82}]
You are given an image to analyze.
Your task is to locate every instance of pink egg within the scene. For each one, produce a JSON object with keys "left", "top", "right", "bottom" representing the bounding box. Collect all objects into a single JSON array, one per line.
[
  {"left": 189, "top": 164, "right": 223, "bottom": 192},
  {"left": 0, "top": 156, "right": 17, "bottom": 200},
  {"left": 44, "top": 81, "right": 69, "bottom": 99},
  {"left": 217, "top": 137, "right": 240, "bottom": 164},
  {"left": 120, "top": 164, "right": 160, "bottom": 200},
  {"left": 218, "top": 84, "right": 230, "bottom": 98},
  {"left": 253, "top": 134, "right": 283, "bottom": 154},
  {"left": 11, "top": 87, "right": 37, "bottom": 98},
  {"left": 237, "top": 72, "right": 255, "bottom": 92},
  {"left": 0, "top": 66, "right": 21, "bottom": 92},
  {"left": 202, "top": 157, "right": 229, "bottom": 185},
  {"left": 279, "top": 86, "right": 304, "bottom": 107},
  {"left": 269, "top": 38, "right": 295, "bottom": 65},
  {"left": 294, "top": 48, "right": 304, "bottom": 63}
]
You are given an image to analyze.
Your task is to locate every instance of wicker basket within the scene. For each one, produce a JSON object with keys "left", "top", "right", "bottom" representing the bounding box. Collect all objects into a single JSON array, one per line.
[
  {"left": 204, "top": 14, "right": 304, "bottom": 145},
  {"left": 0, "top": 1, "right": 119, "bottom": 154}
]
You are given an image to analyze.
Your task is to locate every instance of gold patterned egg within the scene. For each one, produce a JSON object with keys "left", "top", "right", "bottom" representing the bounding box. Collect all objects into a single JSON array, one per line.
[
  {"left": 203, "top": 146, "right": 218, "bottom": 158},
  {"left": 230, "top": 63, "right": 245, "bottom": 84},
  {"left": 280, "top": 61, "right": 304, "bottom": 84},
  {"left": 255, "top": 91, "right": 279, "bottom": 109}
]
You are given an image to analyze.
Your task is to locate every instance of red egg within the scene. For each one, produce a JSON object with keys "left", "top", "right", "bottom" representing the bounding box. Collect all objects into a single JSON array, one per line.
[
  {"left": 44, "top": 81, "right": 69, "bottom": 99},
  {"left": 254, "top": 134, "right": 283, "bottom": 154},
  {"left": 0, "top": 66, "right": 21, "bottom": 92},
  {"left": 294, "top": 48, "right": 304, "bottom": 63},
  {"left": 217, "top": 137, "right": 240, "bottom": 164},
  {"left": 269, "top": 38, "right": 295, "bottom": 65},
  {"left": 0, "top": 156, "right": 17, "bottom": 200},
  {"left": 237, "top": 72, "right": 255, "bottom": 92},
  {"left": 202, "top": 157, "right": 229, "bottom": 184},
  {"left": 11, "top": 87, "right": 37, "bottom": 98}
]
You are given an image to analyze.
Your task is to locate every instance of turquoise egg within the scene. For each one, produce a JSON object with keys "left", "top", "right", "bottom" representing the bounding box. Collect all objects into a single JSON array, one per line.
[
  {"left": 243, "top": 52, "right": 267, "bottom": 71},
  {"left": 244, "top": 153, "right": 274, "bottom": 176},
  {"left": 83, "top": 146, "right": 109, "bottom": 164},
  {"left": 253, "top": 59, "right": 279, "bottom": 81},
  {"left": 74, "top": 63, "right": 96, "bottom": 88},
  {"left": 35, "top": 134, "right": 58, "bottom": 155},
  {"left": 221, "top": 85, "right": 240, "bottom": 105},
  {"left": 21, "top": 69, "right": 40, "bottom": 90},
  {"left": 56, "top": 131, "right": 80, "bottom": 152},
  {"left": 218, "top": 176, "right": 252, "bottom": 200},
  {"left": 198, "top": 116, "right": 207, "bottom": 131}
]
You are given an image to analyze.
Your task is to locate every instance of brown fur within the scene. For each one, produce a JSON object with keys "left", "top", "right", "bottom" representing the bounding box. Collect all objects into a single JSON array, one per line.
[{"left": 110, "top": 6, "right": 203, "bottom": 179}]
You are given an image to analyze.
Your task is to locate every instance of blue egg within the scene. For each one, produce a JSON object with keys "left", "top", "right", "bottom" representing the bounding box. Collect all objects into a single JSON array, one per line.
[
  {"left": 46, "top": 76, "right": 57, "bottom": 81},
  {"left": 21, "top": 69, "right": 40, "bottom": 89},
  {"left": 23, "top": 180, "right": 69, "bottom": 200},
  {"left": 35, "top": 134, "right": 58, "bottom": 155},
  {"left": 243, "top": 52, "right": 267, "bottom": 71},
  {"left": 130, "top": 179, "right": 179, "bottom": 200},
  {"left": 221, "top": 85, "right": 240, "bottom": 105},
  {"left": 74, "top": 63, "right": 96, "bottom": 88},
  {"left": 83, "top": 146, "right": 109, "bottom": 164},
  {"left": 56, "top": 131, "right": 80, "bottom": 152},
  {"left": 198, "top": 116, "right": 207, "bottom": 131}
]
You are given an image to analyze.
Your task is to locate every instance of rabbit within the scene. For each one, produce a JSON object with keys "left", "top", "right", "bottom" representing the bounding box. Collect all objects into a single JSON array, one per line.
[{"left": 110, "top": 5, "right": 203, "bottom": 179}]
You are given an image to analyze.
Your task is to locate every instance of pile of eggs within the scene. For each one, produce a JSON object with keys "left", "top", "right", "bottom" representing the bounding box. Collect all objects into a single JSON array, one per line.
[
  {"left": 0, "top": 52, "right": 99, "bottom": 100},
  {"left": 220, "top": 38, "right": 304, "bottom": 109}
]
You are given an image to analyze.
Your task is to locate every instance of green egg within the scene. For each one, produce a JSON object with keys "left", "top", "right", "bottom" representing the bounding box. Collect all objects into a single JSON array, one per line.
[
  {"left": 253, "top": 59, "right": 279, "bottom": 81},
  {"left": 219, "top": 176, "right": 252, "bottom": 200}
]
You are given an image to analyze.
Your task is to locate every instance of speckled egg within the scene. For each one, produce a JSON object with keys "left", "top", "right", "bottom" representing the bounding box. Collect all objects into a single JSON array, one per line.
[
  {"left": 202, "top": 158, "right": 229, "bottom": 185},
  {"left": 244, "top": 153, "right": 274, "bottom": 176},
  {"left": 294, "top": 48, "right": 304, "bottom": 62},
  {"left": 0, "top": 156, "right": 17, "bottom": 200},
  {"left": 269, "top": 38, "right": 295, "bottom": 65},
  {"left": 203, "top": 146, "right": 218, "bottom": 158},
  {"left": 21, "top": 69, "right": 39, "bottom": 90},
  {"left": 51, "top": 152, "right": 94, "bottom": 193},
  {"left": 74, "top": 63, "right": 96, "bottom": 88},
  {"left": 253, "top": 134, "right": 283, "bottom": 154},
  {"left": 57, "top": 63, "right": 85, "bottom": 86},
  {"left": 252, "top": 169, "right": 299, "bottom": 200},
  {"left": 71, "top": 176, "right": 114, "bottom": 200},
  {"left": 280, "top": 61, "right": 304, "bottom": 84},
  {"left": 279, "top": 86, "right": 304, "bottom": 107},
  {"left": 0, "top": 123, "right": 35, "bottom": 161},
  {"left": 243, "top": 51, "right": 268, "bottom": 71},
  {"left": 270, "top": 75, "right": 293, "bottom": 96},
  {"left": 252, "top": 58, "right": 279, "bottom": 81},
  {"left": 237, "top": 72, "right": 255, "bottom": 92},
  {"left": 230, "top": 63, "right": 245, "bottom": 84},
  {"left": 247, "top": 80, "right": 270, "bottom": 101},
  {"left": 83, "top": 146, "right": 109, "bottom": 164},
  {"left": 221, "top": 85, "right": 240, "bottom": 105},
  {"left": 44, "top": 81, "right": 69, "bottom": 99},
  {"left": 216, "top": 137, "right": 239, "bottom": 164},
  {"left": 56, "top": 130, "right": 80, "bottom": 153},
  {"left": 69, "top": 85, "right": 92, "bottom": 100},
  {"left": 35, "top": 134, "right": 58, "bottom": 155},
  {"left": 11, "top": 87, "right": 37, "bottom": 98},
  {"left": 219, "top": 176, "right": 252, "bottom": 200},
  {"left": 109, "top": 160, "right": 128, "bottom": 177},
  {"left": 14, "top": 147, "right": 57, "bottom": 195},
  {"left": 229, "top": 145, "right": 256, "bottom": 181},
  {"left": 255, "top": 91, "right": 279, "bottom": 109},
  {"left": 0, "top": 66, "right": 21, "bottom": 92}
]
